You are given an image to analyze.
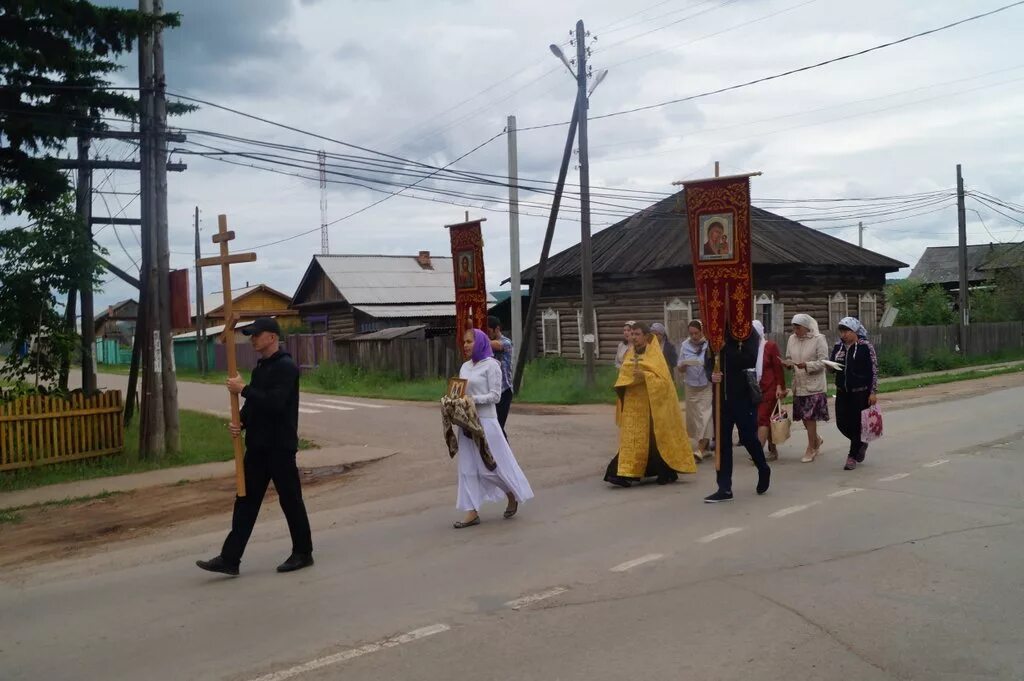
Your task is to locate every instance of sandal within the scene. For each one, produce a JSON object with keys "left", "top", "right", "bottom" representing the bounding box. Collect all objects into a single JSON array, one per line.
[
  {"left": 453, "top": 516, "right": 480, "bottom": 529},
  {"left": 767, "top": 444, "right": 779, "bottom": 462},
  {"left": 503, "top": 500, "right": 519, "bottom": 519}
]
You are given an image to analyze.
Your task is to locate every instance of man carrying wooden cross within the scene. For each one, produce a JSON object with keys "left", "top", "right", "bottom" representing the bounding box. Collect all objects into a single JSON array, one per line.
[{"left": 196, "top": 317, "right": 313, "bottom": 576}]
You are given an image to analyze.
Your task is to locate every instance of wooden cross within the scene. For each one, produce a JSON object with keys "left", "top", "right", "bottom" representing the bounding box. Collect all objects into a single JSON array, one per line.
[{"left": 197, "top": 214, "right": 257, "bottom": 497}]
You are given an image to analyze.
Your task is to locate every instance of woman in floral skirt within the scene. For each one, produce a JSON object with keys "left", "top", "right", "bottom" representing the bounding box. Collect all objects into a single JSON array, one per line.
[{"left": 785, "top": 313, "right": 830, "bottom": 463}]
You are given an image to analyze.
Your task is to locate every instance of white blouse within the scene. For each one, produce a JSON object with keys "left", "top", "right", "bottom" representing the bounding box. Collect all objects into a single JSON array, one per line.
[{"left": 459, "top": 357, "right": 503, "bottom": 419}]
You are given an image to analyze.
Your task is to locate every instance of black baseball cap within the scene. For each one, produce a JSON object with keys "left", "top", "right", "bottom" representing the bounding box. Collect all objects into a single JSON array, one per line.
[{"left": 241, "top": 317, "right": 281, "bottom": 336}]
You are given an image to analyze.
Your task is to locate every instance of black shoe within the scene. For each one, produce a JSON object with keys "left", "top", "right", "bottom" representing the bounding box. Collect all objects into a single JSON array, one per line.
[
  {"left": 704, "top": 490, "right": 734, "bottom": 503},
  {"left": 277, "top": 553, "right": 314, "bottom": 573},
  {"left": 606, "top": 476, "right": 632, "bottom": 488},
  {"left": 855, "top": 443, "right": 868, "bottom": 463},
  {"left": 757, "top": 467, "right": 771, "bottom": 495},
  {"left": 196, "top": 556, "right": 239, "bottom": 576}
]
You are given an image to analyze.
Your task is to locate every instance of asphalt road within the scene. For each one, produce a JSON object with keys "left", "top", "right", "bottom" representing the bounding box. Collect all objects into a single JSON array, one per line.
[{"left": 5, "top": 378, "right": 1023, "bottom": 680}]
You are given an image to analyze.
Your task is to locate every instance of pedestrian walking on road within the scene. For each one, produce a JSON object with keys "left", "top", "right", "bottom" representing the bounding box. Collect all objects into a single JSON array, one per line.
[
  {"left": 785, "top": 313, "right": 830, "bottom": 463},
  {"left": 453, "top": 329, "right": 534, "bottom": 528},
  {"left": 704, "top": 326, "right": 771, "bottom": 503},
  {"left": 486, "top": 315, "right": 514, "bottom": 438},
  {"left": 752, "top": 320, "right": 787, "bottom": 461},
  {"left": 830, "top": 317, "right": 878, "bottom": 471},
  {"left": 197, "top": 317, "right": 313, "bottom": 576},
  {"left": 678, "top": 320, "right": 714, "bottom": 461}
]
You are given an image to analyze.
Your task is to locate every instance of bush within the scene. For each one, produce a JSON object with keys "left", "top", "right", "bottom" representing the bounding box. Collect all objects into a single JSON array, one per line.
[
  {"left": 877, "top": 348, "right": 911, "bottom": 377},
  {"left": 921, "top": 348, "right": 962, "bottom": 372}
]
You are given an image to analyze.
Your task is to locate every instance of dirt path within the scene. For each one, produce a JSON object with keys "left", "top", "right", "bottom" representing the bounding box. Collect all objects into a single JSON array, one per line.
[{"left": 4, "top": 370, "right": 1023, "bottom": 569}]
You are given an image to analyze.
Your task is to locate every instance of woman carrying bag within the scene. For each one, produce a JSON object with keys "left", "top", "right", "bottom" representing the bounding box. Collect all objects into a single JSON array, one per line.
[
  {"left": 829, "top": 317, "right": 879, "bottom": 471},
  {"left": 752, "top": 320, "right": 787, "bottom": 461}
]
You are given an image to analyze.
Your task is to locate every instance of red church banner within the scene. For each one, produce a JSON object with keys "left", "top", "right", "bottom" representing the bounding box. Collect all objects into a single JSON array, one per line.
[
  {"left": 447, "top": 218, "right": 488, "bottom": 346},
  {"left": 682, "top": 174, "right": 756, "bottom": 352}
]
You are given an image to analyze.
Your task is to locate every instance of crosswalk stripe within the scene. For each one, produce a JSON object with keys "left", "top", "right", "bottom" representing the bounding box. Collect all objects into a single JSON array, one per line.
[
  {"left": 297, "top": 407, "right": 322, "bottom": 414},
  {"left": 303, "top": 402, "right": 355, "bottom": 411},
  {"left": 316, "top": 398, "right": 388, "bottom": 409}
]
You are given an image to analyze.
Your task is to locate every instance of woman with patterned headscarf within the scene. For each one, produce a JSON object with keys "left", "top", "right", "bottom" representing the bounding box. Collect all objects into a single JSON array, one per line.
[
  {"left": 830, "top": 316, "right": 878, "bottom": 470},
  {"left": 451, "top": 329, "right": 534, "bottom": 528},
  {"left": 785, "top": 313, "right": 830, "bottom": 463}
]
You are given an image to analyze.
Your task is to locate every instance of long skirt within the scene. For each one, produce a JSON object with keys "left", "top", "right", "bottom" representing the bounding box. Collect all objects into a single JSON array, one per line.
[
  {"left": 456, "top": 417, "right": 534, "bottom": 512},
  {"left": 684, "top": 382, "right": 714, "bottom": 441}
]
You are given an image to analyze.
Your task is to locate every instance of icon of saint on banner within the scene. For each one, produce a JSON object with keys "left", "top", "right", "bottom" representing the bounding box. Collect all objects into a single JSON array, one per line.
[{"left": 699, "top": 213, "right": 735, "bottom": 261}]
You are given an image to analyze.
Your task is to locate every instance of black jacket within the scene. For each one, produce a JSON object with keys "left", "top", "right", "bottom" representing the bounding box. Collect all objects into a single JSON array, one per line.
[
  {"left": 240, "top": 349, "right": 300, "bottom": 452},
  {"left": 830, "top": 338, "right": 878, "bottom": 394},
  {"left": 704, "top": 330, "right": 760, "bottom": 402}
]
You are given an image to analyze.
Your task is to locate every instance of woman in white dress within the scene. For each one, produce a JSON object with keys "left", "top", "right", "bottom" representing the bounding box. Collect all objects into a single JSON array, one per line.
[{"left": 453, "top": 329, "right": 534, "bottom": 528}]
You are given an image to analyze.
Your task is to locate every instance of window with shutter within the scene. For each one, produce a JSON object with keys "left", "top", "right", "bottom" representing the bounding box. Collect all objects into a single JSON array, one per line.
[
  {"left": 663, "top": 298, "right": 692, "bottom": 343},
  {"left": 754, "top": 293, "right": 774, "bottom": 333},
  {"left": 541, "top": 309, "right": 561, "bottom": 355},
  {"left": 829, "top": 292, "right": 849, "bottom": 330},
  {"left": 575, "top": 310, "right": 599, "bottom": 358},
  {"left": 858, "top": 293, "right": 878, "bottom": 329}
]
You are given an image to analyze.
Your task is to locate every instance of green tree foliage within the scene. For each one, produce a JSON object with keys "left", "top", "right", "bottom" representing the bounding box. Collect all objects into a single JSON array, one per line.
[
  {"left": 885, "top": 280, "right": 956, "bottom": 326},
  {"left": 970, "top": 268, "right": 1024, "bottom": 322}
]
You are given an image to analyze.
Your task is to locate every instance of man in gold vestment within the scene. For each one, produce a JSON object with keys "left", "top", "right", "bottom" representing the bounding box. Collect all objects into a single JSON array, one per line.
[{"left": 604, "top": 322, "right": 697, "bottom": 487}]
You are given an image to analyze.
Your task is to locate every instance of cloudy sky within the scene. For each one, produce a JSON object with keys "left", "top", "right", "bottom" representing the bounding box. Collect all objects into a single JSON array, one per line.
[{"left": 86, "top": 0, "right": 1024, "bottom": 312}]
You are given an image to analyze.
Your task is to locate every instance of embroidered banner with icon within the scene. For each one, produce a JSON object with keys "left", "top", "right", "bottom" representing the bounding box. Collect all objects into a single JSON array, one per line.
[
  {"left": 448, "top": 218, "right": 488, "bottom": 345},
  {"left": 683, "top": 175, "right": 755, "bottom": 352}
]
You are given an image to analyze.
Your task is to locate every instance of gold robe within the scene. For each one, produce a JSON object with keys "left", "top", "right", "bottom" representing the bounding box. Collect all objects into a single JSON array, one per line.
[{"left": 614, "top": 336, "right": 696, "bottom": 478}]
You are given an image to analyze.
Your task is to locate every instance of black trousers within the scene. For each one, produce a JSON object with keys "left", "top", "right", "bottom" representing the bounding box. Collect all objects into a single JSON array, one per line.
[
  {"left": 716, "top": 397, "right": 768, "bottom": 493},
  {"left": 835, "top": 389, "right": 870, "bottom": 459},
  {"left": 221, "top": 448, "right": 313, "bottom": 565},
  {"left": 496, "top": 388, "right": 513, "bottom": 435}
]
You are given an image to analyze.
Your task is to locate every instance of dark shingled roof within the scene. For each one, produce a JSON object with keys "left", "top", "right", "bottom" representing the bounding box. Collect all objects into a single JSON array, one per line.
[
  {"left": 909, "top": 242, "right": 1024, "bottom": 284},
  {"left": 521, "top": 191, "right": 906, "bottom": 281}
]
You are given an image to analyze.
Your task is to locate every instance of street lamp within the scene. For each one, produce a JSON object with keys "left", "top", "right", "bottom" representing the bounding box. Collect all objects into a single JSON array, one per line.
[{"left": 549, "top": 44, "right": 575, "bottom": 78}]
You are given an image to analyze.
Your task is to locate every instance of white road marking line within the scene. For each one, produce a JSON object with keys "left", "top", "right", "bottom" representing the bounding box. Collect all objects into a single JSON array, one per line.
[
  {"left": 297, "top": 408, "right": 322, "bottom": 414},
  {"left": 610, "top": 554, "right": 664, "bottom": 572},
  {"left": 248, "top": 624, "right": 450, "bottom": 681},
  {"left": 769, "top": 502, "right": 820, "bottom": 518},
  {"left": 302, "top": 402, "right": 355, "bottom": 411},
  {"left": 318, "top": 398, "right": 388, "bottom": 409},
  {"left": 828, "top": 488, "right": 863, "bottom": 498},
  {"left": 697, "top": 527, "right": 744, "bottom": 544},
  {"left": 879, "top": 473, "right": 910, "bottom": 482},
  {"left": 504, "top": 586, "right": 568, "bottom": 610},
  {"left": 923, "top": 459, "right": 950, "bottom": 468}
]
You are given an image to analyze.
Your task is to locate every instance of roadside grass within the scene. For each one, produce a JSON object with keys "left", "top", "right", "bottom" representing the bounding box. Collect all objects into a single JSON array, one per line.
[
  {"left": 0, "top": 409, "right": 314, "bottom": 493},
  {"left": 0, "top": 490, "right": 123, "bottom": 522},
  {"left": 877, "top": 363, "right": 1024, "bottom": 394}
]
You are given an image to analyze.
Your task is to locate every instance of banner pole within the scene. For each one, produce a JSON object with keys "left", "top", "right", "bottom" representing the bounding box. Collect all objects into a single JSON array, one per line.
[{"left": 714, "top": 351, "right": 721, "bottom": 472}]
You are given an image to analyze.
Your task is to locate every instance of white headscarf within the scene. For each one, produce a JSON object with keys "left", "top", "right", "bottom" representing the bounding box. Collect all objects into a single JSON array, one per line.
[
  {"left": 790, "top": 313, "right": 820, "bottom": 337},
  {"left": 752, "top": 320, "right": 767, "bottom": 381}
]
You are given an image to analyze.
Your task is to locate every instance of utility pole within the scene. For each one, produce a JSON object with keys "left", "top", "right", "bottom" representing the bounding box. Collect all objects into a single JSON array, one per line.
[
  {"left": 76, "top": 133, "right": 97, "bottom": 393},
  {"left": 956, "top": 164, "right": 969, "bottom": 357},
  {"left": 194, "top": 206, "right": 207, "bottom": 375},
  {"left": 575, "top": 19, "right": 596, "bottom": 389},
  {"left": 319, "top": 150, "right": 329, "bottom": 255},
  {"left": 153, "top": 0, "right": 179, "bottom": 454},
  {"left": 858, "top": 221, "right": 864, "bottom": 248},
  {"left": 506, "top": 115, "right": 523, "bottom": 371},
  {"left": 138, "top": 0, "right": 164, "bottom": 457}
]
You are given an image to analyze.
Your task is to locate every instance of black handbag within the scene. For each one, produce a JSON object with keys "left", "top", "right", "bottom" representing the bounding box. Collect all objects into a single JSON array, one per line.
[{"left": 744, "top": 368, "right": 763, "bottom": 405}]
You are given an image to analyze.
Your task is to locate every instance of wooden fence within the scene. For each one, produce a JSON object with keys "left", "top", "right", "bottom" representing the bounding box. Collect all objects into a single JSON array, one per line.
[
  {"left": 334, "top": 336, "right": 460, "bottom": 379},
  {"left": 0, "top": 391, "right": 124, "bottom": 472}
]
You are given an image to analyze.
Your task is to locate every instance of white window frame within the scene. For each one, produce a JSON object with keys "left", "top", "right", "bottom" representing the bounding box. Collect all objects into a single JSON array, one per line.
[
  {"left": 541, "top": 308, "right": 561, "bottom": 355},
  {"left": 858, "top": 292, "right": 878, "bottom": 329},
  {"left": 754, "top": 293, "right": 774, "bottom": 334},
  {"left": 663, "top": 298, "right": 692, "bottom": 344},
  {"left": 576, "top": 309, "right": 599, "bottom": 358},
  {"left": 829, "top": 292, "right": 849, "bottom": 331}
]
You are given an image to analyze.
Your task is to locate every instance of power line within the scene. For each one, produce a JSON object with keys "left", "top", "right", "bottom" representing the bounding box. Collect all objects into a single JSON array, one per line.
[{"left": 518, "top": 1, "right": 1024, "bottom": 131}]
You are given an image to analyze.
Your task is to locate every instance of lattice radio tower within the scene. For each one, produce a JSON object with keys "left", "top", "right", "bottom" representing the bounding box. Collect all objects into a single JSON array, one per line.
[{"left": 318, "top": 149, "right": 329, "bottom": 254}]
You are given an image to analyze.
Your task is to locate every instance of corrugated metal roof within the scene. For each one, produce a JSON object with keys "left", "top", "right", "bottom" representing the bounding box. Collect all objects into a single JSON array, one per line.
[
  {"left": 344, "top": 325, "right": 426, "bottom": 341},
  {"left": 909, "top": 242, "right": 1023, "bottom": 283},
  {"left": 313, "top": 255, "right": 455, "bottom": 304},
  {"left": 520, "top": 191, "right": 906, "bottom": 282},
  {"left": 352, "top": 303, "right": 457, "bottom": 318},
  {"left": 172, "top": 320, "right": 253, "bottom": 340}
]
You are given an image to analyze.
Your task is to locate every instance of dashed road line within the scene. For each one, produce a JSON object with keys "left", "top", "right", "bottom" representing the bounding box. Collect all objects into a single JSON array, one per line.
[
  {"left": 610, "top": 554, "right": 664, "bottom": 572},
  {"left": 828, "top": 488, "right": 863, "bottom": 498},
  {"left": 303, "top": 402, "right": 355, "bottom": 411},
  {"left": 297, "top": 407, "right": 322, "bottom": 414},
  {"left": 879, "top": 473, "right": 911, "bottom": 482},
  {"left": 504, "top": 587, "right": 568, "bottom": 610},
  {"left": 697, "top": 527, "right": 744, "bottom": 544},
  {"left": 248, "top": 624, "right": 450, "bottom": 681},
  {"left": 769, "top": 502, "right": 820, "bottom": 518},
  {"left": 923, "top": 459, "right": 950, "bottom": 468}
]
